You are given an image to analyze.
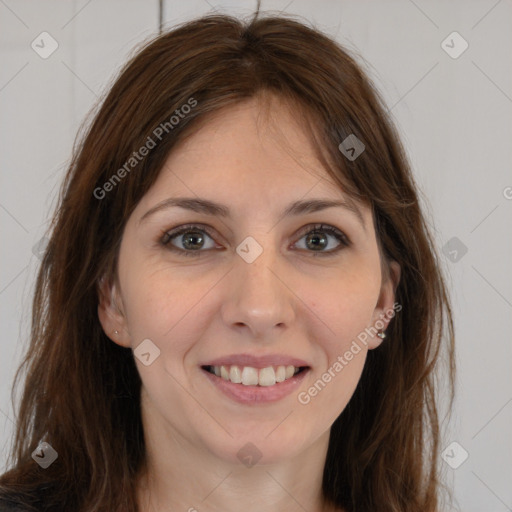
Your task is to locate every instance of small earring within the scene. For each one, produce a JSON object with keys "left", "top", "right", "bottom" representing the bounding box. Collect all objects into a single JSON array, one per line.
[
  {"left": 377, "top": 330, "right": 387, "bottom": 339},
  {"left": 114, "top": 330, "right": 119, "bottom": 335}
]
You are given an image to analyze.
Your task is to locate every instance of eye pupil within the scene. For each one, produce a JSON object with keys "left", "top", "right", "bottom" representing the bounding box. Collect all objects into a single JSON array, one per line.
[
  {"left": 306, "top": 232, "right": 327, "bottom": 251},
  {"left": 183, "top": 231, "right": 204, "bottom": 250}
]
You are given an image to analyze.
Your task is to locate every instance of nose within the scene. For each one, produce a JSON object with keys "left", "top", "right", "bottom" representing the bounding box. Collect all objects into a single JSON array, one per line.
[{"left": 220, "top": 240, "right": 296, "bottom": 341}]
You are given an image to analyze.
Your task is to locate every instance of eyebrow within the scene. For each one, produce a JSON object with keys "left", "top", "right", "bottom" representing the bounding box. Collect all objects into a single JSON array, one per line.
[{"left": 139, "top": 197, "right": 366, "bottom": 231}]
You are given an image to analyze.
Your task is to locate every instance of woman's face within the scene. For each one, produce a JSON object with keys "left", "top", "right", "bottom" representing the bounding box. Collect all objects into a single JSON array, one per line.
[{"left": 99, "top": 95, "right": 400, "bottom": 466}]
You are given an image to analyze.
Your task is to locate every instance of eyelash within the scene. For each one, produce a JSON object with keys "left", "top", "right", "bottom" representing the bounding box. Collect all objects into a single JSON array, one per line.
[{"left": 159, "top": 223, "right": 351, "bottom": 258}]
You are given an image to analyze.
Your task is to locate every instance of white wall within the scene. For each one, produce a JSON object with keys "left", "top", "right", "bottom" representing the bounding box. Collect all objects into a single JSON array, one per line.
[{"left": 1, "top": 1, "right": 511, "bottom": 510}]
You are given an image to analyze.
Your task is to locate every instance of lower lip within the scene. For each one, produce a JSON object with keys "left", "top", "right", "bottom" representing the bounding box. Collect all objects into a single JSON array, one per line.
[{"left": 201, "top": 367, "right": 310, "bottom": 404}]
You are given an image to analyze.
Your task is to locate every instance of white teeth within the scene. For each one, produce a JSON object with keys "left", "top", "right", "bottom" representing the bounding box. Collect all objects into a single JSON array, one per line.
[
  {"left": 258, "top": 366, "right": 276, "bottom": 386},
  {"left": 209, "top": 364, "right": 304, "bottom": 386},
  {"left": 229, "top": 365, "right": 242, "bottom": 384},
  {"left": 241, "top": 366, "right": 259, "bottom": 386},
  {"left": 220, "top": 366, "right": 229, "bottom": 381},
  {"left": 275, "top": 365, "right": 286, "bottom": 383}
]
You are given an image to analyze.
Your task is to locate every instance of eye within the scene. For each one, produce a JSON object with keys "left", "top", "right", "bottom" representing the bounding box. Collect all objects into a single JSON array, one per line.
[
  {"left": 159, "top": 223, "right": 350, "bottom": 257},
  {"left": 293, "top": 223, "right": 350, "bottom": 256},
  {"left": 159, "top": 224, "right": 218, "bottom": 257}
]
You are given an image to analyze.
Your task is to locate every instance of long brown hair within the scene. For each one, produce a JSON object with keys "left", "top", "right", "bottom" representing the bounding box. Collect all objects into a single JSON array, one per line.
[{"left": 0, "top": 10, "right": 455, "bottom": 512}]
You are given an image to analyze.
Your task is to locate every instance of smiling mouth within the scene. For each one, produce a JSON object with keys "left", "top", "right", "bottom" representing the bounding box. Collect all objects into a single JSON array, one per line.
[{"left": 201, "top": 365, "right": 309, "bottom": 387}]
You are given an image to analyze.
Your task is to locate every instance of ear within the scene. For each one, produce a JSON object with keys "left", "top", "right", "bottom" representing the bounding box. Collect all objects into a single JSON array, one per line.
[
  {"left": 97, "top": 274, "right": 131, "bottom": 348},
  {"left": 367, "top": 260, "right": 401, "bottom": 350}
]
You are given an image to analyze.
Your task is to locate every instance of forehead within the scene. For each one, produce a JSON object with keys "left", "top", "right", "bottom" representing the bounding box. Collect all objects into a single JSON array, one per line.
[
  {"left": 136, "top": 95, "right": 371, "bottom": 228},
  {"left": 158, "top": 97, "right": 337, "bottom": 192}
]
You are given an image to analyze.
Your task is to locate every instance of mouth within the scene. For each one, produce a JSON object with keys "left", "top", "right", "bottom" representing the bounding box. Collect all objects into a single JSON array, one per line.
[
  {"left": 200, "top": 363, "right": 311, "bottom": 404},
  {"left": 201, "top": 364, "right": 309, "bottom": 387}
]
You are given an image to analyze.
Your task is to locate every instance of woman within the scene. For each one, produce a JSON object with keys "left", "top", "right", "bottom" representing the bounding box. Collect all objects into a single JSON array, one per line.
[{"left": 0, "top": 9, "right": 455, "bottom": 512}]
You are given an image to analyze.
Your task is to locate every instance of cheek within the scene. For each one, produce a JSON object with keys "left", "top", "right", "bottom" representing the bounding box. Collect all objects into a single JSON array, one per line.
[
  {"left": 307, "top": 272, "right": 381, "bottom": 344},
  {"left": 305, "top": 348, "right": 367, "bottom": 429},
  {"left": 299, "top": 311, "right": 370, "bottom": 427},
  {"left": 119, "top": 261, "right": 216, "bottom": 355}
]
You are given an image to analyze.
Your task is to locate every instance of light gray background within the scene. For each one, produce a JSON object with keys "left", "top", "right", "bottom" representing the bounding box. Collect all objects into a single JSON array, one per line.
[{"left": 1, "top": 1, "right": 511, "bottom": 510}]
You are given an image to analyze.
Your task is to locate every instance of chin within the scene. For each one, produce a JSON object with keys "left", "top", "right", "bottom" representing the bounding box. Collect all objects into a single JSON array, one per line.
[{"left": 203, "top": 429, "right": 313, "bottom": 468}]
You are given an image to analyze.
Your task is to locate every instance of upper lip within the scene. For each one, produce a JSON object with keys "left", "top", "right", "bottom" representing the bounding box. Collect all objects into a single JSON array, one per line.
[{"left": 201, "top": 353, "right": 311, "bottom": 369}]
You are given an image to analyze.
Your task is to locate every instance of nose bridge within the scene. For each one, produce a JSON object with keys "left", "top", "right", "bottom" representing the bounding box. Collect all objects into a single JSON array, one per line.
[{"left": 222, "top": 233, "right": 295, "bottom": 336}]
